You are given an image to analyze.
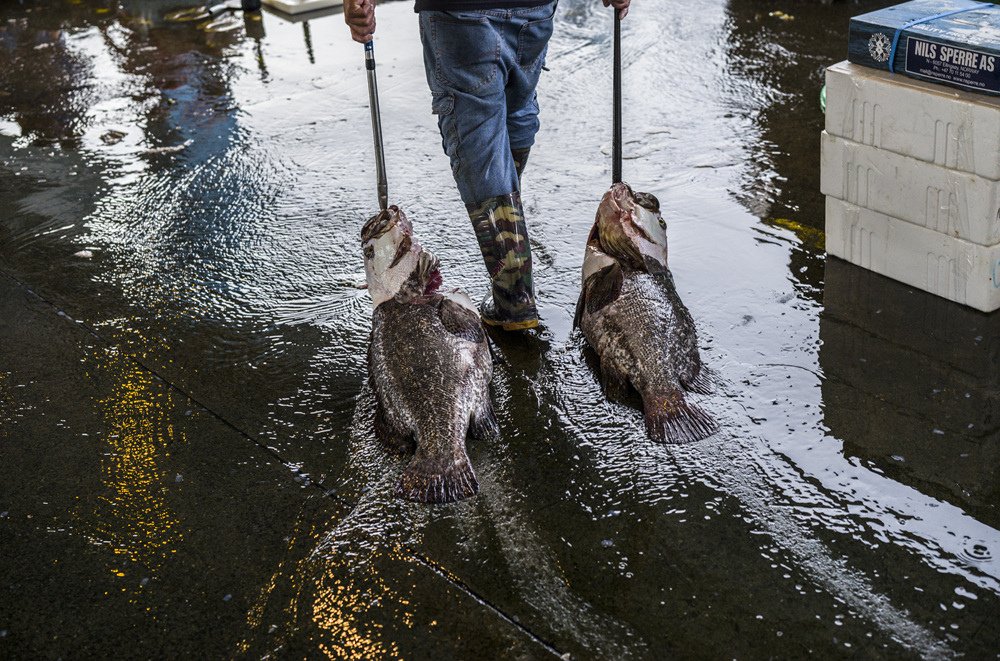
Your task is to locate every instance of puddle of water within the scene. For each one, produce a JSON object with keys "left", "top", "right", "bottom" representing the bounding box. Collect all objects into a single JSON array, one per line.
[{"left": 1, "top": 0, "right": 998, "bottom": 657}]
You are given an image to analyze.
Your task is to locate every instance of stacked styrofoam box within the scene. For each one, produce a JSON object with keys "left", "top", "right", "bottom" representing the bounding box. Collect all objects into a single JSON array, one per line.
[
  {"left": 822, "top": 60, "right": 1000, "bottom": 312},
  {"left": 262, "top": 0, "right": 342, "bottom": 15}
]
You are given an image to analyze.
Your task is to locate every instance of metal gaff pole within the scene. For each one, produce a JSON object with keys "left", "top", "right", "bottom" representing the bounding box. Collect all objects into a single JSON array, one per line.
[
  {"left": 612, "top": 12, "right": 622, "bottom": 185},
  {"left": 365, "top": 40, "right": 389, "bottom": 211}
]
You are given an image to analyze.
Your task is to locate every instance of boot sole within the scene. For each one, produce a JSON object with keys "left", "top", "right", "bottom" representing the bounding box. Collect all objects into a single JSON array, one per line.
[{"left": 482, "top": 317, "right": 539, "bottom": 331}]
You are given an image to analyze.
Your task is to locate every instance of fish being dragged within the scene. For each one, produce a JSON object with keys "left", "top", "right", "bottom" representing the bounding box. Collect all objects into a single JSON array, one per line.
[
  {"left": 575, "top": 183, "right": 718, "bottom": 444},
  {"left": 363, "top": 206, "right": 499, "bottom": 504}
]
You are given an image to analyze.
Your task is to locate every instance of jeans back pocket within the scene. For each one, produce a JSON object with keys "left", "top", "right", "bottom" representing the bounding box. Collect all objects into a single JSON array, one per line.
[
  {"left": 429, "top": 14, "right": 501, "bottom": 96},
  {"left": 517, "top": 7, "right": 556, "bottom": 73}
]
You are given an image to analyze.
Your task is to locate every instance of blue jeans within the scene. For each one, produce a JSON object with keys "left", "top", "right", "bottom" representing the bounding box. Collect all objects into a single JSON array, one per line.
[{"left": 418, "top": 1, "right": 557, "bottom": 205}]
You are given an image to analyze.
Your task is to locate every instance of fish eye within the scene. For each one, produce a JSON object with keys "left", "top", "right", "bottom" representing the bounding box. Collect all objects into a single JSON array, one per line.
[
  {"left": 363, "top": 244, "right": 374, "bottom": 260},
  {"left": 658, "top": 218, "right": 666, "bottom": 229}
]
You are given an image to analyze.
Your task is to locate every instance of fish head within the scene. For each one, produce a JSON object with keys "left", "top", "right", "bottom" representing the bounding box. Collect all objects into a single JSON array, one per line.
[
  {"left": 362, "top": 206, "right": 441, "bottom": 306},
  {"left": 595, "top": 182, "right": 667, "bottom": 272}
]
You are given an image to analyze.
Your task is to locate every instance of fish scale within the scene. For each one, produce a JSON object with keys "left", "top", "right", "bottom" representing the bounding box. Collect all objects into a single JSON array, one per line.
[
  {"left": 585, "top": 271, "right": 699, "bottom": 398},
  {"left": 370, "top": 297, "right": 495, "bottom": 503}
]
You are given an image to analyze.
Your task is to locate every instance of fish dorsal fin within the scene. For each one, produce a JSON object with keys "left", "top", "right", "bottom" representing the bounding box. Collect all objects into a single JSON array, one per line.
[
  {"left": 437, "top": 296, "right": 485, "bottom": 343},
  {"left": 578, "top": 263, "right": 624, "bottom": 325}
]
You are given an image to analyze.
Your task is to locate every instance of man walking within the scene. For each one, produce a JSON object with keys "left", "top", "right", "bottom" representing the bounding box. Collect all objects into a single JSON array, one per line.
[{"left": 346, "top": 0, "right": 629, "bottom": 331}]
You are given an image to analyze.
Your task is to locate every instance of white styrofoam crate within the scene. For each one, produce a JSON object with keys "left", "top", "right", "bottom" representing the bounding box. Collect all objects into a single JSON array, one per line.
[
  {"left": 821, "top": 131, "right": 1000, "bottom": 246},
  {"left": 825, "top": 196, "right": 1000, "bottom": 313},
  {"left": 826, "top": 61, "right": 1000, "bottom": 180},
  {"left": 262, "top": 0, "right": 342, "bottom": 14}
]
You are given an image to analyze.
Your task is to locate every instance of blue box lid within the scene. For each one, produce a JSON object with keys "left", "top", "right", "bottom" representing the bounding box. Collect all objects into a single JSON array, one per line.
[{"left": 850, "top": 0, "right": 1000, "bottom": 95}]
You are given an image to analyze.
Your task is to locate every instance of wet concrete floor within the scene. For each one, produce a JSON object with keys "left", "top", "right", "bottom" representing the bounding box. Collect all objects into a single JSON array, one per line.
[{"left": 1, "top": 0, "right": 999, "bottom": 658}]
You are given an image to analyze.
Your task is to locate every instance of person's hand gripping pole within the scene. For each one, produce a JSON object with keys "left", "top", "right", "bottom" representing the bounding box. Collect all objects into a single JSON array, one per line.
[
  {"left": 345, "top": 0, "right": 376, "bottom": 43},
  {"left": 602, "top": 0, "right": 629, "bottom": 20}
]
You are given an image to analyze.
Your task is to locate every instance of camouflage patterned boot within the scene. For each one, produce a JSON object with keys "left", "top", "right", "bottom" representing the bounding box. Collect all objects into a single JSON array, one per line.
[
  {"left": 467, "top": 192, "right": 539, "bottom": 331},
  {"left": 511, "top": 147, "right": 530, "bottom": 187}
]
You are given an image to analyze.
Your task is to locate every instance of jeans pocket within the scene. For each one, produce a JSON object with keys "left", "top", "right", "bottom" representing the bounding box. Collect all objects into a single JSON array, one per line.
[
  {"left": 517, "top": 6, "right": 556, "bottom": 72},
  {"left": 429, "top": 13, "right": 500, "bottom": 96},
  {"left": 431, "top": 92, "right": 454, "bottom": 115}
]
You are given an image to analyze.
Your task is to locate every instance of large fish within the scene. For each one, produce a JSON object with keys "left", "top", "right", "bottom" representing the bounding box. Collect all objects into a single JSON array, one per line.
[
  {"left": 575, "top": 183, "right": 718, "bottom": 444},
  {"left": 362, "top": 206, "right": 499, "bottom": 504}
]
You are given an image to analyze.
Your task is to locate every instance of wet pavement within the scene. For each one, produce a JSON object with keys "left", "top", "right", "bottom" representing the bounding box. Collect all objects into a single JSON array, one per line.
[{"left": 1, "top": 0, "right": 998, "bottom": 658}]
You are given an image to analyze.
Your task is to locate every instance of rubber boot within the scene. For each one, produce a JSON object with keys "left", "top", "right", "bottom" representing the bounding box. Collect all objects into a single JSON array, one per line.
[
  {"left": 511, "top": 147, "right": 530, "bottom": 187},
  {"left": 467, "top": 192, "right": 539, "bottom": 331}
]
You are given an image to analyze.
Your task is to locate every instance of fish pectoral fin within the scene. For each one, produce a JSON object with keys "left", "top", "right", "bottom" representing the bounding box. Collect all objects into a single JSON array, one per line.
[
  {"left": 438, "top": 297, "right": 485, "bottom": 343},
  {"left": 641, "top": 390, "right": 718, "bottom": 444},
  {"left": 680, "top": 365, "right": 715, "bottom": 395},
  {"left": 469, "top": 400, "right": 500, "bottom": 442},
  {"left": 374, "top": 403, "right": 414, "bottom": 455},
  {"left": 600, "top": 360, "right": 632, "bottom": 402},
  {"left": 584, "top": 263, "right": 624, "bottom": 317},
  {"left": 573, "top": 288, "right": 586, "bottom": 329},
  {"left": 396, "top": 450, "right": 479, "bottom": 504}
]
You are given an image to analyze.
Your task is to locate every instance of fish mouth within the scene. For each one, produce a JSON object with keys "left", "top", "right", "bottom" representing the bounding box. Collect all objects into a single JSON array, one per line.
[
  {"left": 361, "top": 205, "right": 444, "bottom": 303},
  {"left": 596, "top": 184, "right": 646, "bottom": 268},
  {"left": 362, "top": 204, "right": 420, "bottom": 274},
  {"left": 361, "top": 205, "right": 410, "bottom": 245},
  {"left": 594, "top": 181, "right": 669, "bottom": 271},
  {"left": 603, "top": 182, "right": 632, "bottom": 214}
]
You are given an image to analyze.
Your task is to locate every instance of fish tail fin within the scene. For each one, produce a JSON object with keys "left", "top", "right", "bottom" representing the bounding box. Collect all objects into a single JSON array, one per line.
[
  {"left": 396, "top": 449, "right": 479, "bottom": 504},
  {"left": 641, "top": 390, "right": 718, "bottom": 444}
]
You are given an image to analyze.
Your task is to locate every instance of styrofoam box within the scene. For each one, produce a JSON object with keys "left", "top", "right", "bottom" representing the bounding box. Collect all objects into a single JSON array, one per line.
[
  {"left": 262, "top": 0, "right": 342, "bottom": 14},
  {"left": 821, "top": 131, "right": 1000, "bottom": 246},
  {"left": 826, "top": 61, "right": 1000, "bottom": 180},
  {"left": 825, "top": 196, "right": 1000, "bottom": 312}
]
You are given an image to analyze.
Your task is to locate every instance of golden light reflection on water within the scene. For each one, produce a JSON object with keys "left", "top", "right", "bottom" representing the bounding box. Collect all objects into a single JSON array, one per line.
[
  {"left": 236, "top": 385, "right": 421, "bottom": 659},
  {"left": 238, "top": 508, "right": 411, "bottom": 660},
  {"left": 311, "top": 545, "right": 409, "bottom": 660},
  {"left": 86, "top": 346, "right": 186, "bottom": 580}
]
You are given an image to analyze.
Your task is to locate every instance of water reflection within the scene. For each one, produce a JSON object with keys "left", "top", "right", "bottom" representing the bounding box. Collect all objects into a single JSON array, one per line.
[
  {"left": 0, "top": 7, "right": 105, "bottom": 149},
  {"left": 547, "top": 338, "right": 960, "bottom": 656},
  {"left": 721, "top": 0, "right": 887, "bottom": 297},
  {"left": 240, "top": 377, "right": 642, "bottom": 658},
  {"left": 821, "top": 257, "right": 1000, "bottom": 529},
  {"left": 236, "top": 501, "right": 410, "bottom": 659},
  {"left": 1, "top": 0, "right": 369, "bottom": 480},
  {"left": 84, "top": 345, "right": 186, "bottom": 579}
]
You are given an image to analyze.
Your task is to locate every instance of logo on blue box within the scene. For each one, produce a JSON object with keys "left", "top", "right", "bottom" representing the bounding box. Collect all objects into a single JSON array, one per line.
[{"left": 869, "top": 33, "right": 892, "bottom": 62}]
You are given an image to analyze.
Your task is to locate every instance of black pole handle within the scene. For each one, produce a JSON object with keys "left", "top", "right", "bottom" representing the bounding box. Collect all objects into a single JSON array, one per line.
[{"left": 612, "top": 13, "right": 622, "bottom": 185}]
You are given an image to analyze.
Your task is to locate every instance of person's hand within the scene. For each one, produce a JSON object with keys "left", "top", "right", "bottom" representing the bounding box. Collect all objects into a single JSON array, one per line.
[
  {"left": 602, "top": 0, "right": 629, "bottom": 20},
  {"left": 345, "top": 0, "right": 376, "bottom": 43}
]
